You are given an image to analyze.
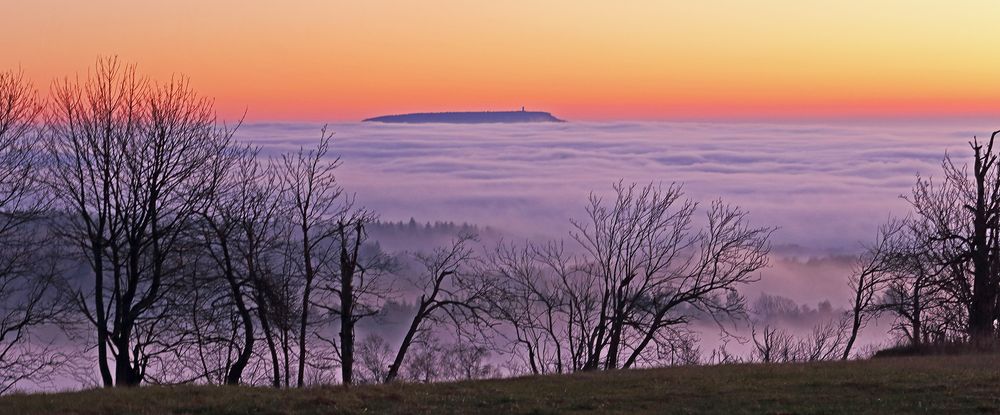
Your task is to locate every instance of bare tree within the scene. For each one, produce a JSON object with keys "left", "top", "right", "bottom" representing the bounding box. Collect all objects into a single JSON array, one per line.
[
  {"left": 402, "top": 341, "right": 442, "bottom": 383},
  {"left": 570, "top": 182, "right": 772, "bottom": 370},
  {"left": 878, "top": 217, "right": 965, "bottom": 346},
  {"left": 659, "top": 331, "right": 701, "bottom": 366},
  {"left": 964, "top": 134, "right": 1000, "bottom": 342},
  {"left": 46, "top": 58, "right": 234, "bottom": 386},
  {"left": 439, "top": 341, "right": 497, "bottom": 381},
  {"left": 907, "top": 132, "right": 1000, "bottom": 344},
  {"left": 198, "top": 145, "right": 288, "bottom": 385},
  {"left": 314, "top": 210, "right": 393, "bottom": 385},
  {"left": 176, "top": 250, "right": 241, "bottom": 385},
  {"left": 751, "top": 324, "right": 797, "bottom": 363},
  {"left": 356, "top": 334, "right": 392, "bottom": 384},
  {"left": 384, "top": 233, "right": 489, "bottom": 383},
  {"left": 881, "top": 222, "right": 950, "bottom": 345},
  {"left": 801, "top": 317, "right": 850, "bottom": 362},
  {"left": 842, "top": 218, "right": 906, "bottom": 359},
  {"left": 280, "top": 129, "right": 345, "bottom": 387},
  {"left": 484, "top": 240, "right": 588, "bottom": 374},
  {"left": 0, "top": 68, "right": 69, "bottom": 393},
  {"left": 485, "top": 182, "right": 771, "bottom": 373},
  {"left": 751, "top": 318, "right": 848, "bottom": 363},
  {"left": 706, "top": 341, "right": 742, "bottom": 365}
]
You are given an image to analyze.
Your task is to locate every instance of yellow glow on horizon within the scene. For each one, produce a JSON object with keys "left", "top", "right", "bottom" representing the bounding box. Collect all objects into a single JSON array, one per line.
[{"left": 3, "top": 1, "right": 1000, "bottom": 121}]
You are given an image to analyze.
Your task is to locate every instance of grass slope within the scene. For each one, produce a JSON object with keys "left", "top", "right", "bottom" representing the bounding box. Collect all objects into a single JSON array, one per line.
[{"left": 3, "top": 354, "right": 1000, "bottom": 414}]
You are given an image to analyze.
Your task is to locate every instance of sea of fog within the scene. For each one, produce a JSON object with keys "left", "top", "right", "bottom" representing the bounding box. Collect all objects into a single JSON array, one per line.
[
  {"left": 24, "top": 120, "right": 994, "bottom": 392},
  {"left": 237, "top": 120, "right": 993, "bottom": 307}
]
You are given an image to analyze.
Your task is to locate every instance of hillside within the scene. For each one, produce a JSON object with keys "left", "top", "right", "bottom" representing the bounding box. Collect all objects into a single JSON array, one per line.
[
  {"left": 3, "top": 354, "right": 1000, "bottom": 414},
  {"left": 362, "top": 110, "right": 564, "bottom": 123}
]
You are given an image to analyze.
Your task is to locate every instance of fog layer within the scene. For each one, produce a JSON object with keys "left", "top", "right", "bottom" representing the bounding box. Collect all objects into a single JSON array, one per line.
[{"left": 238, "top": 120, "right": 989, "bottom": 305}]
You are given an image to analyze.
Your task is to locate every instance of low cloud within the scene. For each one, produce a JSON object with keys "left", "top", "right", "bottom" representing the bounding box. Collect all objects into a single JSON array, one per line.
[{"left": 237, "top": 120, "right": 992, "bottom": 306}]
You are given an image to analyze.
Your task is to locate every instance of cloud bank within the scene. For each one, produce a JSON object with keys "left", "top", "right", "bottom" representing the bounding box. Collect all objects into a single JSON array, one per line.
[
  {"left": 233, "top": 120, "right": 1000, "bottom": 350},
  {"left": 239, "top": 120, "right": 986, "bottom": 254}
]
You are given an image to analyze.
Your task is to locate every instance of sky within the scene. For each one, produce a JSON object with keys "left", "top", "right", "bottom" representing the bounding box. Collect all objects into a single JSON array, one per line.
[{"left": 4, "top": 1, "right": 1000, "bottom": 121}]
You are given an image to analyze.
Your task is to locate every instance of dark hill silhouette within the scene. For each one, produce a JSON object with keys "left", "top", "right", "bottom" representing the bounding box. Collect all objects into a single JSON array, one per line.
[{"left": 363, "top": 109, "right": 564, "bottom": 124}]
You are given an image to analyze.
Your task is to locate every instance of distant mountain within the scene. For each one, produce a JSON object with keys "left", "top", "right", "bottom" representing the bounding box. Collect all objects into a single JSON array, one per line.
[{"left": 363, "top": 109, "right": 564, "bottom": 124}]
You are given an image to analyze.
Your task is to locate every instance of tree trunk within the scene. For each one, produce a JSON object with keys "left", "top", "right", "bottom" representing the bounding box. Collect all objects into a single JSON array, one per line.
[
  {"left": 339, "top": 274, "right": 354, "bottom": 386},
  {"left": 842, "top": 286, "right": 865, "bottom": 360},
  {"left": 92, "top": 242, "right": 114, "bottom": 387},
  {"left": 385, "top": 303, "right": 427, "bottom": 383},
  {"left": 224, "top": 278, "right": 254, "bottom": 385},
  {"left": 969, "top": 143, "right": 996, "bottom": 344},
  {"left": 297, "top": 228, "right": 314, "bottom": 388},
  {"left": 113, "top": 327, "right": 140, "bottom": 387},
  {"left": 257, "top": 301, "right": 282, "bottom": 388},
  {"left": 604, "top": 301, "right": 626, "bottom": 370}
]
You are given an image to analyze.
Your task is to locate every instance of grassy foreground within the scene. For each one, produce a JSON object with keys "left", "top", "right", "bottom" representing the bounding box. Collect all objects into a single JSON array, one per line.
[{"left": 3, "top": 354, "right": 1000, "bottom": 414}]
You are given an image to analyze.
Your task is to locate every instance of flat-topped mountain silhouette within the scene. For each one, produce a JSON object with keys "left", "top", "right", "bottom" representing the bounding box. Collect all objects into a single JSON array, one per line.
[{"left": 363, "top": 108, "right": 564, "bottom": 124}]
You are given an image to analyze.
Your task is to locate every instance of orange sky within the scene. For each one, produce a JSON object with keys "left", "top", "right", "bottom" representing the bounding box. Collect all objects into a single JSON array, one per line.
[{"left": 3, "top": 1, "right": 1000, "bottom": 121}]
